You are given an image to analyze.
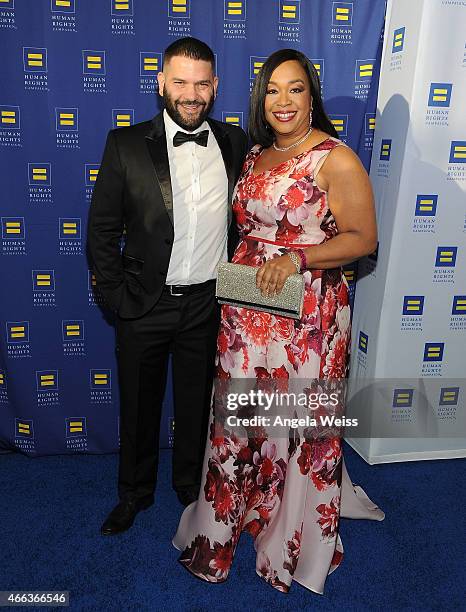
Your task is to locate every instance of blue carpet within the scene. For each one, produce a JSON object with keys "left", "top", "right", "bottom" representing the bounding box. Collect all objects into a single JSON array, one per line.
[{"left": 1, "top": 444, "right": 464, "bottom": 612}]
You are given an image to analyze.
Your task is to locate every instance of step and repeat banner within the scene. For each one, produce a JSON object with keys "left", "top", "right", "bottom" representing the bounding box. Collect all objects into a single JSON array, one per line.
[
  {"left": 0, "top": 0, "right": 386, "bottom": 456},
  {"left": 346, "top": 0, "right": 466, "bottom": 463}
]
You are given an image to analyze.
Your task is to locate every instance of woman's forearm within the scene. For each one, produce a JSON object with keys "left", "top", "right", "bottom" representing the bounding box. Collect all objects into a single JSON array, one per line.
[{"left": 303, "top": 231, "right": 377, "bottom": 270}]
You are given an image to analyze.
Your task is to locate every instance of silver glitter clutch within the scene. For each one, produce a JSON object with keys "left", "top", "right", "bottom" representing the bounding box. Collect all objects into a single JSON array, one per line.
[{"left": 216, "top": 262, "right": 304, "bottom": 319}]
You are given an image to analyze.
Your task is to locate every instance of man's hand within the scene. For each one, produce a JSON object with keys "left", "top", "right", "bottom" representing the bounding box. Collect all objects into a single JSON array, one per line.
[{"left": 256, "top": 254, "right": 297, "bottom": 297}]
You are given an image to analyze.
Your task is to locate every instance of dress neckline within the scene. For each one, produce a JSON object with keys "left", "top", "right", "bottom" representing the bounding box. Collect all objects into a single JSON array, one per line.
[{"left": 251, "top": 137, "right": 333, "bottom": 177}]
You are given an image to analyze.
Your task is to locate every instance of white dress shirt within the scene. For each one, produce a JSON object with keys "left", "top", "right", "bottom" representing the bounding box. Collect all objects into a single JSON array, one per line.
[{"left": 164, "top": 109, "right": 228, "bottom": 285}]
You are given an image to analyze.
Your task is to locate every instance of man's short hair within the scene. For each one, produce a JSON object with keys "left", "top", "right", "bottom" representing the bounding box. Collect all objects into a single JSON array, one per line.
[{"left": 163, "top": 37, "right": 215, "bottom": 72}]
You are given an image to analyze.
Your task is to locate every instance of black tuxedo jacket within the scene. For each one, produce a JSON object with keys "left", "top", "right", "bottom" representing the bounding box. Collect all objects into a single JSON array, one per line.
[{"left": 87, "top": 112, "right": 249, "bottom": 319}]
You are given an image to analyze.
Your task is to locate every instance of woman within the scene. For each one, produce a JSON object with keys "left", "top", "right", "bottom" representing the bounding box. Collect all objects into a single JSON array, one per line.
[{"left": 173, "top": 48, "right": 384, "bottom": 594}]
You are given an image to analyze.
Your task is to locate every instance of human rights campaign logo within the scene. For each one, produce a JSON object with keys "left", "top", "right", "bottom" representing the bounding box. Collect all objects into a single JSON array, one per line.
[
  {"left": 423, "top": 343, "right": 444, "bottom": 362},
  {"left": 428, "top": 83, "right": 452, "bottom": 108},
  {"left": 23, "top": 47, "right": 47, "bottom": 72},
  {"left": 59, "top": 218, "right": 81, "bottom": 239},
  {"left": 66, "top": 417, "right": 87, "bottom": 437},
  {"left": 112, "top": 0, "right": 133, "bottom": 16},
  {"left": 90, "top": 369, "right": 111, "bottom": 390},
  {"left": 365, "top": 114, "right": 375, "bottom": 135},
  {"left": 435, "top": 247, "right": 457, "bottom": 267},
  {"left": 55, "top": 108, "right": 78, "bottom": 131},
  {"left": 85, "top": 164, "right": 99, "bottom": 187},
  {"left": 51, "top": 0, "right": 75, "bottom": 12},
  {"left": 83, "top": 50, "right": 106, "bottom": 75},
  {"left": 452, "top": 296, "right": 466, "bottom": 315},
  {"left": 355, "top": 60, "right": 374, "bottom": 82},
  {"left": 224, "top": 0, "right": 246, "bottom": 20},
  {"left": 279, "top": 0, "right": 300, "bottom": 24},
  {"left": 250, "top": 56, "right": 267, "bottom": 79},
  {"left": 112, "top": 109, "right": 134, "bottom": 128},
  {"left": 439, "top": 387, "right": 459, "bottom": 406},
  {"left": 32, "top": 270, "right": 55, "bottom": 291},
  {"left": 392, "top": 389, "right": 413, "bottom": 408},
  {"left": 1, "top": 0, "right": 15, "bottom": 11},
  {"left": 6, "top": 321, "right": 29, "bottom": 343},
  {"left": 392, "top": 27, "right": 405, "bottom": 52},
  {"left": 2, "top": 217, "right": 25, "bottom": 240},
  {"left": 28, "top": 163, "right": 51, "bottom": 186},
  {"left": 332, "top": 2, "right": 353, "bottom": 26},
  {"left": 168, "top": 0, "right": 190, "bottom": 18},
  {"left": 1, "top": 105, "right": 20, "bottom": 130},
  {"left": 358, "top": 331, "right": 368, "bottom": 354},
  {"left": 139, "top": 52, "right": 162, "bottom": 92},
  {"left": 329, "top": 115, "right": 348, "bottom": 138},
  {"left": 402, "top": 296, "right": 424, "bottom": 316},
  {"left": 449, "top": 141, "right": 466, "bottom": 163},
  {"left": 380, "top": 139, "right": 392, "bottom": 161},
  {"left": 222, "top": 112, "right": 244, "bottom": 129},
  {"left": 62, "top": 320, "right": 84, "bottom": 341},
  {"left": 16, "top": 418, "right": 34, "bottom": 439},
  {"left": 415, "top": 195, "right": 438, "bottom": 216},
  {"left": 36, "top": 370, "right": 58, "bottom": 392},
  {"left": 140, "top": 52, "right": 161, "bottom": 75}
]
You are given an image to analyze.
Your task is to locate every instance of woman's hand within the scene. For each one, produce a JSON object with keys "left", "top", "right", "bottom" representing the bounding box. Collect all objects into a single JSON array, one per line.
[{"left": 256, "top": 254, "right": 297, "bottom": 297}]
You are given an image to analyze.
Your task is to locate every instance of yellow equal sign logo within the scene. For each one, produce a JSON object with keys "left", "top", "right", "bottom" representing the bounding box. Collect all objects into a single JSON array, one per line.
[
  {"left": 439, "top": 249, "right": 454, "bottom": 264},
  {"left": 427, "top": 345, "right": 441, "bottom": 358},
  {"left": 406, "top": 298, "right": 421, "bottom": 311},
  {"left": 171, "top": 0, "right": 187, "bottom": 13},
  {"left": 313, "top": 62, "right": 321, "bottom": 77},
  {"left": 395, "top": 391, "right": 411, "bottom": 405},
  {"left": 32, "top": 167, "right": 47, "bottom": 181},
  {"left": 59, "top": 112, "right": 75, "bottom": 127},
  {"left": 143, "top": 56, "right": 158, "bottom": 71},
  {"left": 359, "top": 63, "right": 373, "bottom": 78},
  {"left": 335, "top": 6, "right": 349, "bottom": 21},
  {"left": 17, "top": 421, "right": 31, "bottom": 435},
  {"left": 393, "top": 31, "right": 403, "bottom": 48},
  {"left": 27, "top": 50, "right": 44, "bottom": 68},
  {"left": 69, "top": 420, "right": 83, "bottom": 433},
  {"left": 6, "top": 220, "right": 21, "bottom": 234},
  {"left": 10, "top": 325, "right": 25, "bottom": 339},
  {"left": 93, "top": 372, "right": 108, "bottom": 385},
  {"left": 36, "top": 273, "right": 51, "bottom": 287},
  {"left": 89, "top": 168, "right": 98, "bottom": 182},
  {"left": 368, "top": 117, "right": 375, "bottom": 130},
  {"left": 282, "top": 4, "right": 296, "bottom": 19},
  {"left": 86, "top": 54, "right": 102, "bottom": 70},
  {"left": 331, "top": 117, "right": 346, "bottom": 133},
  {"left": 116, "top": 113, "right": 131, "bottom": 127},
  {"left": 227, "top": 1, "right": 242, "bottom": 15},
  {"left": 1, "top": 108, "right": 17, "bottom": 125},
  {"left": 40, "top": 373, "right": 55, "bottom": 387},
  {"left": 253, "top": 60, "right": 264, "bottom": 75},
  {"left": 66, "top": 323, "right": 81, "bottom": 337},
  {"left": 114, "top": 0, "right": 129, "bottom": 9},
  {"left": 62, "top": 221, "right": 77, "bottom": 235},
  {"left": 432, "top": 87, "right": 448, "bottom": 103}
]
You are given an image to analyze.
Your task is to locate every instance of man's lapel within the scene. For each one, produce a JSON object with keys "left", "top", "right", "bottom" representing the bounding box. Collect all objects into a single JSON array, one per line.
[
  {"left": 145, "top": 113, "right": 174, "bottom": 225},
  {"left": 208, "top": 118, "right": 235, "bottom": 226}
]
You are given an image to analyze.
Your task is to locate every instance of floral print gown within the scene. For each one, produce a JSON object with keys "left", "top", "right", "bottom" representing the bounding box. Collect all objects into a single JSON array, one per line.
[{"left": 173, "top": 138, "right": 384, "bottom": 594}]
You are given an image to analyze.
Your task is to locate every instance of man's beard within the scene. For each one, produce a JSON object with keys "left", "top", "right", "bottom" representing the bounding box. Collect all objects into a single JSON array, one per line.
[{"left": 163, "top": 88, "right": 214, "bottom": 131}]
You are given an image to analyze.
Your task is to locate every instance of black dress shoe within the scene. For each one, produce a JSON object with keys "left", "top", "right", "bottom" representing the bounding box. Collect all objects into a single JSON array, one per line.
[
  {"left": 100, "top": 496, "right": 153, "bottom": 536},
  {"left": 176, "top": 489, "right": 199, "bottom": 507}
]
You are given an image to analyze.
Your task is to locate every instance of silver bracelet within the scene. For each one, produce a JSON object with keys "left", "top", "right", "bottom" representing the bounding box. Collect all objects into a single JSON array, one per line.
[{"left": 287, "top": 251, "right": 301, "bottom": 274}]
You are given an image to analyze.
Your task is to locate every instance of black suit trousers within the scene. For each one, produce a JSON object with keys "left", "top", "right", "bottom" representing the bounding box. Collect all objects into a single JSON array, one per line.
[{"left": 115, "top": 283, "right": 219, "bottom": 501}]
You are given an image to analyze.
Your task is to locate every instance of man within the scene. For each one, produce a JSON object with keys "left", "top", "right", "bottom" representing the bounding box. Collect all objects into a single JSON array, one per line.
[{"left": 87, "top": 37, "right": 248, "bottom": 536}]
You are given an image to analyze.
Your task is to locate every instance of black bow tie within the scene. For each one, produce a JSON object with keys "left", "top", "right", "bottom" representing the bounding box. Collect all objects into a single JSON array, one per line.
[{"left": 173, "top": 130, "right": 209, "bottom": 148}]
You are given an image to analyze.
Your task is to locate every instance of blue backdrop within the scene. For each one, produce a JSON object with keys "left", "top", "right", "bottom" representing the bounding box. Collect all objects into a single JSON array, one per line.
[{"left": 0, "top": 0, "right": 385, "bottom": 455}]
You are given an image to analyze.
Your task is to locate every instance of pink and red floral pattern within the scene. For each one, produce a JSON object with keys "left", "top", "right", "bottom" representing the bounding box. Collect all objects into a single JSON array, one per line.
[{"left": 173, "top": 139, "right": 384, "bottom": 594}]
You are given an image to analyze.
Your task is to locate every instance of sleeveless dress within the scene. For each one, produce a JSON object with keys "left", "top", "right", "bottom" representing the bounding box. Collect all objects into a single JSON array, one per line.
[{"left": 173, "top": 137, "right": 384, "bottom": 594}]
